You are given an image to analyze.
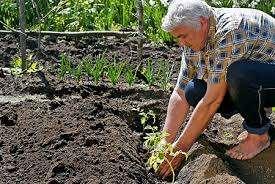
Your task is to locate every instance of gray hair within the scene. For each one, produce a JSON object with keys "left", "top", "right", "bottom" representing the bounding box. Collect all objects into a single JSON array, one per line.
[{"left": 162, "top": 0, "right": 213, "bottom": 31}]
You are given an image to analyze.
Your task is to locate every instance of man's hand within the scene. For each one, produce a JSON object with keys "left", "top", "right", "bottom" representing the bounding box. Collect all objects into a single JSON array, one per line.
[{"left": 157, "top": 147, "right": 186, "bottom": 180}]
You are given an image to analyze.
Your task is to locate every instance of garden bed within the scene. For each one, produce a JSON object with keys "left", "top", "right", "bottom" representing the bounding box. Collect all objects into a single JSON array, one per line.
[
  {"left": 0, "top": 34, "right": 178, "bottom": 184},
  {"left": 1, "top": 34, "right": 275, "bottom": 184}
]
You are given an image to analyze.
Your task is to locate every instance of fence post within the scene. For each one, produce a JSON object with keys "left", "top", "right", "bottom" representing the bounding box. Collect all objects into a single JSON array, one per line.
[
  {"left": 18, "top": 0, "right": 27, "bottom": 71},
  {"left": 136, "top": 0, "right": 144, "bottom": 62}
]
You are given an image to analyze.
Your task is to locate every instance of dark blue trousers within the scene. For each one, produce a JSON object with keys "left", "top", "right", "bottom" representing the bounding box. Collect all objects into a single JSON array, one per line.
[{"left": 184, "top": 60, "right": 275, "bottom": 135}]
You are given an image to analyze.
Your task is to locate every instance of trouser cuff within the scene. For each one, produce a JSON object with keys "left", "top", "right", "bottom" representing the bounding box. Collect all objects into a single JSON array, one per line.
[{"left": 243, "top": 121, "right": 271, "bottom": 135}]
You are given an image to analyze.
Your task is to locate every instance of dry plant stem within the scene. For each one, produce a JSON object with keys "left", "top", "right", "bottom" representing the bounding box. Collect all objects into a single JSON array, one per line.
[
  {"left": 0, "top": 30, "right": 137, "bottom": 38},
  {"left": 164, "top": 157, "right": 176, "bottom": 183}
]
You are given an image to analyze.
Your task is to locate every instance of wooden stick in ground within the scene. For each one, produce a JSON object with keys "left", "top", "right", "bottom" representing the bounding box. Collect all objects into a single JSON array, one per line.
[
  {"left": 31, "top": 0, "right": 42, "bottom": 50},
  {"left": 19, "top": 0, "right": 27, "bottom": 70}
]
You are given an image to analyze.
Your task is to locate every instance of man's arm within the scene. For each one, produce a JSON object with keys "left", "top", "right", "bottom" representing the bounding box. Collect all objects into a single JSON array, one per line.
[
  {"left": 163, "top": 87, "right": 190, "bottom": 143},
  {"left": 174, "top": 80, "right": 227, "bottom": 152}
]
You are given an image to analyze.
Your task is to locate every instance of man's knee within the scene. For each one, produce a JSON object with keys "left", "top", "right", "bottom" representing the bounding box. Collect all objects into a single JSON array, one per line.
[
  {"left": 226, "top": 60, "right": 251, "bottom": 97},
  {"left": 184, "top": 79, "right": 207, "bottom": 107}
]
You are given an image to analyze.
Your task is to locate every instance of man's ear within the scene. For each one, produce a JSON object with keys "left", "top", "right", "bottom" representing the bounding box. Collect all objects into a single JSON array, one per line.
[{"left": 200, "top": 16, "right": 209, "bottom": 29}]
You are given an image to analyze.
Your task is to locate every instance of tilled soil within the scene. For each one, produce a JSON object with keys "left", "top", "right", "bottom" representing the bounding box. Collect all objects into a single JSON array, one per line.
[
  {"left": 0, "top": 34, "right": 178, "bottom": 184},
  {"left": 2, "top": 34, "right": 275, "bottom": 184},
  {"left": 0, "top": 85, "right": 170, "bottom": 184}
]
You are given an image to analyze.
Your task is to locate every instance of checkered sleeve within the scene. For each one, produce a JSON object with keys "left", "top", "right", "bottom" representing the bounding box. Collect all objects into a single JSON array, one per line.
[
  {"left": 176, "top": 49, "right": 197, "bottom": 90},
  {"left": 176, "top": 54, "right": 189, "bottom": 90}
]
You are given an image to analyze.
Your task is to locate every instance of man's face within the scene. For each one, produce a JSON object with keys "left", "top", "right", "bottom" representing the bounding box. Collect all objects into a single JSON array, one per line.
[{"left": 169, "top": 17, "right": 209, "bottom": 51}]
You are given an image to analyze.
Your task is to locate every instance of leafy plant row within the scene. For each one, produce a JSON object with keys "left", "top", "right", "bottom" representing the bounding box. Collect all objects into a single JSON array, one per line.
[
  {"left": 1, "top": 0, "right": 274, "bottom": 43},
  {"left": 58, "top": 53, "right": 174, "bottom": 90}
]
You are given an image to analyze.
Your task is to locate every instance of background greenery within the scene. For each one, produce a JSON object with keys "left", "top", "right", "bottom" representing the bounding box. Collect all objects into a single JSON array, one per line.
[{"left": 0, "top": 0, "right": 274, "bottom": 42}]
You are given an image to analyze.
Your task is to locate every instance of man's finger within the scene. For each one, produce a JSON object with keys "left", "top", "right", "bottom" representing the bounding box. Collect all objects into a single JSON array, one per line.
[
  {"left": 162, "top": 165, "right": 172, "bottom": 179},
  {"left": 158, "top": 162, "right": 169, "bottom": 178}
]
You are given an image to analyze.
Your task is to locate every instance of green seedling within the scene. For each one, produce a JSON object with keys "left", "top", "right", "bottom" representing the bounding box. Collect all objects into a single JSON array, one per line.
[
  {"left": 124, "top": 65, "right": 137, "bottom": 87},
  {"left": 106, "top": 59, "right": 125, "bottom": 86},
  {"left": 142, "top": 59, "right": 155, "bottom": 87},
  {"left": 144, "top": 130, "right": 188, "bottom": 183},
  {"left": 139, "top": 109, "right": 156, "bottom": 128},
  {"left": 92, "top": 56, "right": 106, "bottom": 84},
  {"left": 59, "top": 53, "right": 73, "bottom": 79},
  {"left": 156, "top": 60, "right": 174, "bottom": 90},
  {"left": 82, "top": 56, "right": 106, "bottom": 84},
  {"left": 73, "top": 62, "right": 83, "bottom": 82},
  {"left": 10, "top": 55, "right": 41, "bottom": 76}
]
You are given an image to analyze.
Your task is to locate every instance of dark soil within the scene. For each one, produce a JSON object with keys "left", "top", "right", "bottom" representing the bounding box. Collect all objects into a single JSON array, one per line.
[
  {"left": 0, "top": 34, "right": 180, "bottom": 184},
  {"left": 2, "top": 34, "right": 274, "bottom": 184}
]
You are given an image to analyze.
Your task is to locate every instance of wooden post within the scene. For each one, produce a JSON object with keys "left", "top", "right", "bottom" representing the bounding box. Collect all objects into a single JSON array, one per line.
[
  {"left": 18, "top": 0, "right": 27, "bottom": 71},
  {"left": 136, "top": 0, "right": 144, "bottom": 62},
  {"left": 31, "top": 0, "right": 42, "bottom": 50}
]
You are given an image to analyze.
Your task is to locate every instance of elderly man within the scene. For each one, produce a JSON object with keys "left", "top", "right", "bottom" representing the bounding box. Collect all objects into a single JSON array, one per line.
[{"left": 157, "top": 0, "right": 275, "bottom": 179}]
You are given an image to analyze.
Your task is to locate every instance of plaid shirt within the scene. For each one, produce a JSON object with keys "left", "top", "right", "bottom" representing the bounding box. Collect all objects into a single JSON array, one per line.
[{"left": 176, "top": 8, "right": 275, "bottom": 90}]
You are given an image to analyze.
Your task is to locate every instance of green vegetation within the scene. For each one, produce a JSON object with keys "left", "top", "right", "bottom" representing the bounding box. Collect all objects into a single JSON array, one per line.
[
  {"left": 73, "top": 62, "right": 83, "bottom": 82},
  {"left": 142, "top": 59, "right": 156, "bottom": 87},
  {"left": 58, "top": 54, "right": 174, "bottom": 90},
  {"left": 156, "top": 60, "right": 174, "bottom": 90},
  {"left": 106, "top": 58, "right": 125, "bottom": 86},
  {"left": 86, "top": 56, "right": 106, "bottom": 84},
  {"left": 10, "top": 55, "right": 41, "bottom": 76},
  {"left": 123, "top": 65, "right": 137, "bottom": 87},
  {"left": 139, "top": 109, "right": 156, "bottom": 128},
  {"left": 2, "top": 0, "right": 272, "bottom": 42},
  {"left": 144, "top": 129, "right": 188, "bottom": 183},
  {"left": 59, "top": 54, "right": 73, "bottom": 79}
]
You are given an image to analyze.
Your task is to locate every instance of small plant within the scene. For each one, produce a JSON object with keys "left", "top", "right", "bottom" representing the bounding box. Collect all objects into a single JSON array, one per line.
[
  {"left": 92, "top": 56, "right": 106, "bottom": 84},
  {"left": 139, "top": 109, "right": 156, "bottom": 128},
  {"left": 73, "top": 62, "right": 83, "bottom": 82},
  {"left": 59, "top": 53, "right": 73, "bottom": 79},
  {"left": 142, "top": 59, "right": 155, "bottom": 87},
  {"left": 156, "top": 60, "right": 174, "bottom": 90},
  {"left": 124, "top": 65, "right": 137, "bottom": 87},
  {"left": 82, "top": 56, "right": 106, "bottom": 84},
  {"left": 10, "top": 55, "right": 41, "bottom": 76},
  {"left": 144, "top": 130, "right": 188, "bottom": 183},
  {"left": 106, "top": 58, "right": 125, "bottom": 86}
]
